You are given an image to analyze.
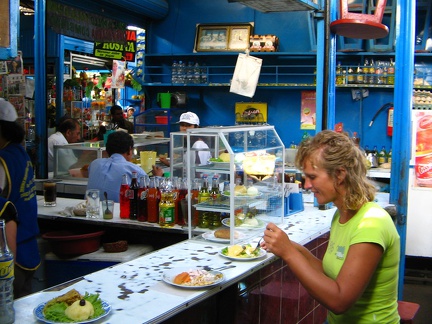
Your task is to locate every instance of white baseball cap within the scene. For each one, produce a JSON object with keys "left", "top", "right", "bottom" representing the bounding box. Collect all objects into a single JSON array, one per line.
[
  {"left": 178, "top": 112, "right": 199, "bottom": 126},
  {"left": 0, "top": 98, "right": 18, "bottom": 122}
]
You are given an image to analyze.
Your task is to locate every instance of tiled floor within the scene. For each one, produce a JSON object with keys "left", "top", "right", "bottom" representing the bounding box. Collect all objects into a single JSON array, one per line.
[{"left": 403, "top": 266, "right": 432, "bottom": 324}]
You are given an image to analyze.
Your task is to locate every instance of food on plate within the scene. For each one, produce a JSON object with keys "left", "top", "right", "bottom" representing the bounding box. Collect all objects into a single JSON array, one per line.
[
  {"left": 172, "top": 269, "right": 223, "bottom": 286},
  {"left": 243, "top": 217, "right": 259, "bottom": 226},
  {"left": 173, "top": 271, "right": 191, "bottom": 284},
  {"left": 214, "top": 228, "right": 239, "bottom": 239},
  {"left": 234, "top": 184, "right": 247, "bottom": 195},
  {"left": 221, "top": 244, "right": 262, "bottom": 258},
  {"left": 247, "top": 186, "right": 259, "bottom": 196},
  {"left": 219, "top": 152, "right": 230, "bottom": 162},
  {"left": 243, "top": 152, "right": 276, "bottom": 175},
  {"left": 72, "top": 202, "right": 87, "bottom": 216},
  {"left": 42, "top": 289, "right": 105, "bottom": 322},
  {"left": 65, "top": 299, "right": 94, "bottom": 321},
  {"left": 80, "top": 164, "right": 89, "bottom": 172}
]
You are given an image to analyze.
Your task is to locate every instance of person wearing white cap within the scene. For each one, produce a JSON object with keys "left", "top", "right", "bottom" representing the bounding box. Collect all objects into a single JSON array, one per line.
[
  {"left": 158, "top": 112, "right": 211, "bottom": 170},
  {"left": 0, "top": 98, "right": 40, "bottom": 298}
]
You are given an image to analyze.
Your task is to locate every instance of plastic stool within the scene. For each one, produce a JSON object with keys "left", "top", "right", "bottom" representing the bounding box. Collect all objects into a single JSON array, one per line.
[
  {"left": 398, "top": 301, "right": 420, "bottom": 324},
  {"left": 330, "top": 0, "right": 389, "bottom": 39}
]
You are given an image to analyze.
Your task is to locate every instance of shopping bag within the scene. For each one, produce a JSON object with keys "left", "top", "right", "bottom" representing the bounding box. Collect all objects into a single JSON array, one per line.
[{"left": 230, "top": 53, "right": 262, "bottom": 98}]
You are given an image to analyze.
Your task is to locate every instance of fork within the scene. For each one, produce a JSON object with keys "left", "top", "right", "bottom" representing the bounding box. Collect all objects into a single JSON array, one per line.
[{"left": 254, "top": 237, "right": 263, "bottom": 251}]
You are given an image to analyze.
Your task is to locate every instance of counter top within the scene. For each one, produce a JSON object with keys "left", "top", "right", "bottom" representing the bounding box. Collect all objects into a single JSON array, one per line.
[{"left": 17, "top": 200, "right": 335, "bottom": 323}]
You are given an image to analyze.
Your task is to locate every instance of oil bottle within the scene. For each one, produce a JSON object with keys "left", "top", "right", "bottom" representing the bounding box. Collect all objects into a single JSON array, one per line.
[{"left": 159, "top": 178, "right": 175, "bottom": 227}]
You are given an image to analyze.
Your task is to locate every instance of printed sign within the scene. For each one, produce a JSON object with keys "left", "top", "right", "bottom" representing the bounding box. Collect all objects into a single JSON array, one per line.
[
  {"left": 94, "top": 30, "right": 137, "bottom": 62},
  {"left": 300, "top": 91, "right": 316, "bottom": 130},
  {"left": 235, "top": 102, "right": 267, "bottom": 124}
]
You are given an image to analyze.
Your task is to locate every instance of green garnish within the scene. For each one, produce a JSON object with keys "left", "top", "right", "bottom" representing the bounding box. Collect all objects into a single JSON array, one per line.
[{"left": 43, "top": 293, "right": 104, "bottom": 322}]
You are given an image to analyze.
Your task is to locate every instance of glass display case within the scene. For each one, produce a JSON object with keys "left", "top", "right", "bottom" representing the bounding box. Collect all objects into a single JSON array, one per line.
[
  {"left": 175, "top": 125, "right": 286, "bottom": 245},
  {"left": 53, "top": 136, "right": 170, "bottom": 179}
]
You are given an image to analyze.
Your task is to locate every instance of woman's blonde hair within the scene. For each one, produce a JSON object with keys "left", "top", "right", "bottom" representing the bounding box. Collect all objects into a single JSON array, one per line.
[{"left": 295, "top": 130, "right": 376, "bottom": 210}]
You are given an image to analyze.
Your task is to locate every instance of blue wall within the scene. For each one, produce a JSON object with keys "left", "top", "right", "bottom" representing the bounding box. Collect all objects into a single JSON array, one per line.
[{"left": 143, "top": 0, "right": 394, "bottom": 150}]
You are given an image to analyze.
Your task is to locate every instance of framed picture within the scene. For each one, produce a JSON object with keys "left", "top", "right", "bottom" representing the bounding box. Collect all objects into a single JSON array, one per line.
[{"left": 194, "top": 23, "right": 253, "bottom": 52}]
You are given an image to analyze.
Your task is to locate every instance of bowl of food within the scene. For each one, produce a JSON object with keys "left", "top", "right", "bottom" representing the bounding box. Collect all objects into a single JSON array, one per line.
[{"left": 42, "top": 230, "right": 105, "bottom": 257}]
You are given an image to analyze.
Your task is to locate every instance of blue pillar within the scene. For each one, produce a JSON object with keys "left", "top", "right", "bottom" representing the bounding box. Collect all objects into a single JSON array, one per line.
[
  {"left": 35, "top": 0, "right": 47, "bottom": 178},
  {"left": 391, "top": 0, "right": 415, "bottom": 300}
]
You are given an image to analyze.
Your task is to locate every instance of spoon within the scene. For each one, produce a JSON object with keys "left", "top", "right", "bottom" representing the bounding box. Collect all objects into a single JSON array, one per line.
[{"left": 104, "top": 191, "right": 112, "bottom": 215}]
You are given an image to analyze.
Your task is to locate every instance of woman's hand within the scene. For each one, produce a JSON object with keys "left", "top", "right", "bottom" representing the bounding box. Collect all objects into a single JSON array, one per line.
[
  {"left": 261, "top": 222, "right": 292, "bottom": 259},
  {"left": 159, "top": 156, "right": 170, "bottom": 167}
]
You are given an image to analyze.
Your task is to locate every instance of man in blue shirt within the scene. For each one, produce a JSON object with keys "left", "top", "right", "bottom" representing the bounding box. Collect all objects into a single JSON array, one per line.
[{"left": 87, "top": 131, "right": 163, "bottom": 202}]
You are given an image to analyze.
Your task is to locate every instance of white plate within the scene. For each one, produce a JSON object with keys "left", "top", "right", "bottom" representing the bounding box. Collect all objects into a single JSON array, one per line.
[
  {"left": 162, "top": 267, "right": 224, "bottom": 289},
  {"left": 202, "top": 230, "right": 245, "bottom": 243},
  {"left": 221, "top": 192, "right": 263, "bottom": 199},
  {"left": 209, "top": 161, "right": 230, "bottom": 168},
  {"left": 219, "top": 247, "right": 267, "bottom": 261},
  {"left": 221, "top": 217, "right": 266, "bottom": 229},
  {"left": 33, "top": 299, "right": 111, "bottom": 324}
]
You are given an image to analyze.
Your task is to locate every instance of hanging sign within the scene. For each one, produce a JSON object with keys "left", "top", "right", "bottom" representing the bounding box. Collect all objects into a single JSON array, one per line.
[
  {"left": 46, "top": 0, "right": 126, "bottom": 42},
  {"left": 94, "top": 30, "right": 137, "bottom": 62}
]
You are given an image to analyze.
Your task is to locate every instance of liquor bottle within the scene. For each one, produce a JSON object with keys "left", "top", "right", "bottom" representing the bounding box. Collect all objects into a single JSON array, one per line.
[
  {"left": 363, "top": 59, "right": 370, "bottom": 84},
  {"left": 375, "top": 61, "right": 384, "bottom": 84},
  {"left": 198, "top": 176, "right": 210, "bottom": 203},
  {"left": 0, "top": 220, "right": 14, "bottom": 324},
  {"left": 159, "top": 179, "right": 175, "bottom": 227},
  {"left": 378, "top": 146, "right": 387, "bottom": 165},
  {"left": 387, "top": 148, "right": 392, "bottom": 164},
  {"left": 128, "top": 171, "right": 140, "bottom": 220},
  {"left": 119, "top": 174, "right": 130, "bottom": 219},
  {"left": 137, "top": 176, "right": 148, "bottom": 222},
  {"left": 147, "top": 177, "right": 160, "bottom": 223}
]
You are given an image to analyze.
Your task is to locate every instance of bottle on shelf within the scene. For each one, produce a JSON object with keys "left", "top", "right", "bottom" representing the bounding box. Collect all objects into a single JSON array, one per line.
[
  {"left": 171, "top": 177, "right": 181, "bottom": 225},
  {"left": 363, "top": 59, "right": 370, "bottom": 85},
  {"left": 176, "top": 178, "right": 188, "bottom": 225},
  {"left": 186, "top": 61, "right": 194, "bottom": 84},
  {"left": 137, "top": 176, "right": 148, "bottom": 222},
  {"left": 193, "top": 62, "right": 201, "bottom": 84},
  {"left": 177, "top": 60, "right": 186, "bottom": 84},
  {"left": 356, "top": 64, "right": 364, "bottom": 84},
  {"left": 347, "top": 66, "right": 355, "bottom": 84},
  {"left": 190, "top": 178, "right": 200, "bottom": 226},
  {"left": 352, "top": 131, "right": 360, "bottom": 147},
  {"left": 209, "top": 176, "right": 220, "bottom": 204},
  {"left": 387, "top": 58, "right": 395, "bottom": 85},
  {"left": 336, "top": 62, "right": 345, "bottom": 85},
  {"left": 387, "top": 148, "right": 392, "bottom": 164},
  {"left": 198, "top": 175, "right": 210, "bottom": 203},
  {"left": 378, "top": 146, "right": 387, "bottom": 165},
  {"left": 147, "top": 177, "right": 159, "bottom": 223},
  {"left": 368, "top": 59, "right": 376, "bottom": 84},
  {"left": 159, "top": 178, "right": 175, "bottom": 227},
  {"left": 200, "top": 63, "right": 208, "bottom": 84},
  {"left": 0, "top": 219, "right": 15, "bottom": 324},
  {"left": 119, "top": 174, "right": 130, "bottom": 219},
  {"left": 129, "top": 171, "right": 140, "bottom": 220},
  {"left": 171, "top": 60, "right": 178, "bottom": 84}
]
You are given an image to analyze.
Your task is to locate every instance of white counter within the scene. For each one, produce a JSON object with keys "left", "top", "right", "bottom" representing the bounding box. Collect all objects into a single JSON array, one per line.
[{"left": 16, "top": 201, "right": 335, "bottom": 323}]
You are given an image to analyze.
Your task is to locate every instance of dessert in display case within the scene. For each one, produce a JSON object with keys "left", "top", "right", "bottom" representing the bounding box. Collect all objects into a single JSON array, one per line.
[
  {"left": 178, "top": 125, "right": 286, "bottom": 245},
  {"left": 52, "top": 136, "right": 170, "bottom": 179}
]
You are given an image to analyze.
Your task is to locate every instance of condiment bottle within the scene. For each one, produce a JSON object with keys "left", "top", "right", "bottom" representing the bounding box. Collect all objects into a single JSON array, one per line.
[
  {"left": 190, "top": 178, "right": 200, "bottom": 226},
  {"left": 159, "top": 179, "right": 175, "bottom": 227},
  {"left": 0, "top": 220, "right": 15, "bottom": 324},
  {"left": 137, "top": 176, "right": 148, "bottom": 222},
  {"left": 147, "top": 177, "right": 159, "bottom": 223},
  {"left": 119, "top": 174, "right": 130, "bottom": 219},
  {"left": 129, "top": 171, "right": 140, "bottom": 220}
]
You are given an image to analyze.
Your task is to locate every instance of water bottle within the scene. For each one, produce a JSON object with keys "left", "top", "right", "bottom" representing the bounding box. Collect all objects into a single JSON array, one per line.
[
  {"left": 171, "top": 60, "right": 178, "bottom": 84},
  {"left": 193, "top": 62, "right": 201, "bottom": 84},
  {"left": 186, "top": 61, "right": 194, "bottom": 84},
  {"left": 177, "top": 61, "right": 185, "bottom": 84},
  {"left": 0, "top": 219, "right": 15, "bottom": 324}
]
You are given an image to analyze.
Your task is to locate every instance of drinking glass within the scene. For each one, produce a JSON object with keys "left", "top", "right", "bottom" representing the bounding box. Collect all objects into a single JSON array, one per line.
[
  {"left": 86, "top": 189, "right": 100, "bottom": 218},
  {"left": 43, "top": 181, "right": 57, "bottom": 207}
]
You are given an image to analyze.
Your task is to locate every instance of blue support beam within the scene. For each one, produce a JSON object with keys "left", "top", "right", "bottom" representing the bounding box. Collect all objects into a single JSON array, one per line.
[
  {"left": 391, "top": 0, "right": 415, "bottom": 300},
  {"left": 35, "top": 0, "right": 47, "bottom": 179}
]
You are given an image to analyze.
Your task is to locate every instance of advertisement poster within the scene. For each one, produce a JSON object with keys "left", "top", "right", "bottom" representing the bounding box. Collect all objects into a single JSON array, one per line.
[
  {"left": 413, "top": 110, "right": 432, "bottom": 188},
  {"left": 111, "top": 60, "right": 125, "bottom": 89},
  {"left": 300, "top": 91, "right": 316, "bottom": 130}
]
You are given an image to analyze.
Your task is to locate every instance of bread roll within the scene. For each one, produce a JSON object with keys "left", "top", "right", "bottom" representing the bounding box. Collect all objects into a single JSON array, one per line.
[{"left": 214, "top": 229, "right": 238, "bottom": 239}]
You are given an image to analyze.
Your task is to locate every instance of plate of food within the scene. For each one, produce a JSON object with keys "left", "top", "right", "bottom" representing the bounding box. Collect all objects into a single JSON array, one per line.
[
  {"left": 162, "top": 267, "right": 224, "bottom": 289},
  {"left": 33, "top": 289, "right": 111, "bottom": 324},
  {"left": 219, "top": 244, "right": 267, "bottom": 261},
  {"left": 221, "top": 217, "right": 266, "bottom": 229},
  {"left": 202, "top": 228, "right": 245, "bottom": 243}
]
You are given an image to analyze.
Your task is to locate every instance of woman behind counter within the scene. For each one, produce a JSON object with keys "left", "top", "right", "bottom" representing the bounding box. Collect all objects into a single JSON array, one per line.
[
  {"left": 0, "top": 98, "right": 40, "bottom": 298},
  {"left": 262, "top": 130, "right": 400, "bottom": 323}
]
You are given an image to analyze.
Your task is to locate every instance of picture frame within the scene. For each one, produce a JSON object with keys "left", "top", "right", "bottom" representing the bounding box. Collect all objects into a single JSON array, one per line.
[{"left": 194, "top": 23, "right": 254, "bottom": 52}]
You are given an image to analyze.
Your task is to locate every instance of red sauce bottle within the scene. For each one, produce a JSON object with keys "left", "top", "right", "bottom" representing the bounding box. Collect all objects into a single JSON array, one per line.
[{"left": 119, "top": 174, "right": 130, "bottom": 219}]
